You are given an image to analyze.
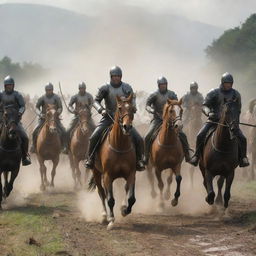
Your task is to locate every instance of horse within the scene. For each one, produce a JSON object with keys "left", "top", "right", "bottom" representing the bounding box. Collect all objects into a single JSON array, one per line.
[
  {"left": 184, "top": 104, "right": 203, "bottom": 187},
  {"left": 88, "top": 93, "right": 137, "bottom": 230},
  {"left": 0, "top": 105, "right": 22, "bottom": 209},
  {"left": 36, "top": 104, "right": 62, "bottom": 191},
  {"left": 147, "top": 99, "right": 184, "bottom": 209},
  {"left": 69, "top": 103, "right": 94, "bottom": 189},
  {"left": 199, "top": 99, "right": 239, "bottom": 211}
]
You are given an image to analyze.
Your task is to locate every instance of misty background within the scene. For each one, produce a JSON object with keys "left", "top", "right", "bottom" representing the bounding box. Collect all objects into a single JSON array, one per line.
[{"left": 0, "top": 0, "right": 255, "bottom": 102}]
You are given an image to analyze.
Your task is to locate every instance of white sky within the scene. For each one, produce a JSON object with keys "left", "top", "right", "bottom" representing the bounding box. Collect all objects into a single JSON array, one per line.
[{"left": 0, "top": 0, "right": 255, "bottom": 28}]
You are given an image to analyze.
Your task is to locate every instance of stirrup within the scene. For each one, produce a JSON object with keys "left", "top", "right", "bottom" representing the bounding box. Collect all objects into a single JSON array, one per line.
[
  {"left": 239, "top": 157, "right": 250, "bottom": 167},
  {"left": 136, "top": 160, "right": 145, "bottom": 171},
  {"left": 84, "top": 159, "right": 94, "bottom": 169},
  {"left": 189, "top": 155, "right": 199, "bottom": 167}
]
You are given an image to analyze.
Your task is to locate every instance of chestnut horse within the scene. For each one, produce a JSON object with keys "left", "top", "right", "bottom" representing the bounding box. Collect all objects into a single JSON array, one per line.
[
  {"left": 0, "top": 106, "right": 22, "bottom": 209},
  {"left": 199, "top": 99, "right": 239, "bottom": 211},
  {"left": 69, "top": 103, "right": 94, "bottom": 189},
  {"left": 36, "top": 104, "right": 62, "bottom": 191},
  {"left": 89, "top": 94, "right": 136, "bottom": 230},
  {"left": 147, "top": 99, "right": 184, "bottom": 208}
]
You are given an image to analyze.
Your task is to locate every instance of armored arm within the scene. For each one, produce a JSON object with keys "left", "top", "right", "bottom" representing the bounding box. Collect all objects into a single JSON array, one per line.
[
  {"left": 68, "top": 95, "right": 76, "bottom": 113},
  {"left": 56, "top": 95, "right": 63, "bottom": 115},
  {"left": 93, "top": 85, "right": 108, "bottom": 114},
  {"left": 145, "top": 92, "right": 156, "bottom": 114},
  {"left": 16, "top": 92, "right": 26, "bottom": 116}
]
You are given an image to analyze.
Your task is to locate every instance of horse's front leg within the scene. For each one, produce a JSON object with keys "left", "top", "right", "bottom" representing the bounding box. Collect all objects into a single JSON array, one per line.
[
  {"left": 69, "top": 153, "right": 77, "bottom": 188},
  {"left": 103, "top": 173, "right": 115, "bottom": 230},
  {"left": 121, "top": 172, "right": 136, "bottom": 217},
  {"left": 155, "top": 168, "right": 164, "bottom": 209},
  {"left": 5, "top": 168, "right": 19, "bottom": 198},
  {"left": 3, "top": 171, "right": 8, "bottom": 198},
  {"left": 171, "top": 165, "right": 182, "bottom": 207},
  {"left": 224, "top": 170, "right": 234, "bottom": 209},
  {"left": 74, "top": 157, "right": 82, "bottom": 189},
  {"left": 93, "top": 169, "right": 107, "bottom": 224},
  {"left": 205, "top": 170, "right": 215, "bottom": 205},
  {"left": 215, "top": 176, "right": 224, "bottom": 205},
  {"left": 38, "top": 157, "right": 47, "bottom": 191},
  {"left": 165, "top": 168, "right": 173, "bottom": 200},
  {"left": 147, "top": 162, "right": 157, "bottom": 198},
  {"left": 50, "top": 156, "right": 59, "bottom": 187}
]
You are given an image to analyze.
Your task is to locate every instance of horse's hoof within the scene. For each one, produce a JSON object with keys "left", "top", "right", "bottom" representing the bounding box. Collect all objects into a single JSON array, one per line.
[
  {"left": 45, "top": 181, "right": 51, "bottom": 187},
  {"left": 206, "top": 191, "right": 215, "bottom": 205},
  {"left": 151, "top": 190, "right": 157, "bottom": 199},
  {"left": 215, "top": 197, "right": 223, "bottom": 205},
  {"left": 164, "top": 192, "right": 171, "bottom": 200},
  {"left": 40, "top": 185, "right": 46, "bottom": 191},
  {"left": 121, "top": 205, "right": 131, "bottom": 217},
  {"left": 171, "top": 198, "right": 178, "bottom": 207},
  {"left": 107, "top": 221, "right": 114, "bottom": 231}
]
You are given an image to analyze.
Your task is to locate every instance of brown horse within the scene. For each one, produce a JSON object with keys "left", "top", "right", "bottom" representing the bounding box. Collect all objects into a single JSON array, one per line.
[
  {"left": 185, "top": 104, "right": 203, "bottom": 187},
  {"left": 69, "top": 103, "right": 94, "bottom": 189},
  {"left": 199, "top": 99, "right": 239, "bottom": 210},
  {"left": 36, "top": 104, "right": 62, "bottom": 191},
  {"left": 147, "top": 99, "right": 184, "bottom": 209},
  {"left": 88, "top": 94, "right": 136, "bottom": 230}
]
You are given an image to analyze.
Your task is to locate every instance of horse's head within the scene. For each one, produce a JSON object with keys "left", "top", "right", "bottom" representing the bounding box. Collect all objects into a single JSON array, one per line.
[
  {"left": 116, "top": 93, "right": 135, "bottom": 135},
  {"left": 45, "top": 104, "right": 58, "bottom": 133},
  {"left": 77, "top": 103, "right": 91, "bottom": 134},
  {"left": 3, "top": 105, "right": 20, "bottom": 139},
  {"left": 163, "top": 99, "right": 183, "bottom": 132},
  {"left": 222, "top": 97, "right": 239, "bottom": 139}
]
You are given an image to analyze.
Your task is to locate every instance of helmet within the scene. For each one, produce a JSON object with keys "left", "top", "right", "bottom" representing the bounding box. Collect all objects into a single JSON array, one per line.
[
  {"left": 45, "top": 82, "right": 54, "bottom": 90},
  {"left": 190, "top": 81, "right": 198, "bottom": 89},
  {"left": 78, "top": 82, "right": 86, "bottom": 89},
  {"left": 110, "top": 66, "right": 122, "bottom": 77},
  {"left": 4, "top": 75, "right": 15, "bottom": 86},
  {"left": 221, "top": 72, "right": 233, "bottom": 84},
  {"left": 157, "top": 76, "right": 168, "bottom": 85}
]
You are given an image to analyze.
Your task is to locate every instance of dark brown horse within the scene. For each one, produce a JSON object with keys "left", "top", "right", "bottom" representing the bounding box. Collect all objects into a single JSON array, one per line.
[
  {"left": 0, "top": 106, "right": 22, "bottom": 209},
  {"left": 69, "top": 103, "right": 94, "bottom": 189},
  {"left": 89, "top": 94, "right": 136, "bottom": 230},
  {"left": 36, "top": 104, "right": 62, "bottom": 191},
  {"left": 147, "top": 99, "right": 184, "bottom": 209},
  {"left": 199, "top": 99, "right": 239, "bottom": 211}
]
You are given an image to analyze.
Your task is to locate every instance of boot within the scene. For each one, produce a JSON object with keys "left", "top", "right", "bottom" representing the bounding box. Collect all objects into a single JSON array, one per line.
[
  {"left": 84, "top": 138, "right": 97, "bottom": 169},
  {"left": 190, "top": 154, "right": 200, "bottom": 167},
  {"left": 143, "top": 137, "right": 151, "bottom": 165},
  {"left": 22, "top": 154, "right": 31, "bottom": 166},
  {"left": 179, "top": 132, "right": 194, "bottom": 163},
  {"left": 239, "top": 157, "right": 250, "bottom": 167}
]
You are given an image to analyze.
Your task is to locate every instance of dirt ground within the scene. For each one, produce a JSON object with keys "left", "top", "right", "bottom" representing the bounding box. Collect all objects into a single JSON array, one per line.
[{"left": 0, "top": 159, "right": 256, "bottom": 256}]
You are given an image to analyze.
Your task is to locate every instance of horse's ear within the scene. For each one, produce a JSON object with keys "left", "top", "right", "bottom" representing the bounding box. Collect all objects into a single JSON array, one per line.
[
  {"left": 167, "top": 99, "right": 172, "bottom": 104},
  {"left": 127, "top": 93, "right": 134, "bottom": 103},
  {"left": 116, "top": 95, "right": 121, "bottom": 103},
  {"left": 178, "top": 98, "right": 183, "bottom": 106}
]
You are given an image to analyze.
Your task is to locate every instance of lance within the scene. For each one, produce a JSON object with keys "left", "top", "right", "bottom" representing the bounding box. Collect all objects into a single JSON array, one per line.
[{"left": 58, "top": 82, "right": 73, "bottom": 113}]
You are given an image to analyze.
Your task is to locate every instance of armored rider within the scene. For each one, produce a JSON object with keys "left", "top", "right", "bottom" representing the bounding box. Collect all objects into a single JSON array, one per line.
[
  {"left": 30, "top": 83, "right": 66, "bottom": 153},
  {"left": 84, "top": 66, "right": 145, "bottom": 171},
  {"left": 144, "top": 76, "right": 193, "bottom": 165},
  {"left": 190, "top": 72, "right": 250, "bottom": 167},
  {"left": 0, "top": 76, "right": 31, "bottom": 166}
]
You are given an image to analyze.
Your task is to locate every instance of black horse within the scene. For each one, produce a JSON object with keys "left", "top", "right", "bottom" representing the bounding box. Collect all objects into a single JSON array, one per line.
[
  {"left": 0, "top": 105, "right": 22, "bottom": 209},
  {"left": 199, "top": 98, "right": 239, "bottom": 211}
]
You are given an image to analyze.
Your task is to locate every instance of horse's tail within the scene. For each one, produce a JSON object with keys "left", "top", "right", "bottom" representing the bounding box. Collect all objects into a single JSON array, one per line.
[{"left": 87, "top": 175, "right": 97, "bottom": 192}]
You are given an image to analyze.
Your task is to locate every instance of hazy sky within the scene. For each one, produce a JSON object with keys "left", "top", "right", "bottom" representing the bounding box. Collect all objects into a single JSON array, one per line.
[{"left": 0, "top": 0, "right": 255, "bottom": 28}]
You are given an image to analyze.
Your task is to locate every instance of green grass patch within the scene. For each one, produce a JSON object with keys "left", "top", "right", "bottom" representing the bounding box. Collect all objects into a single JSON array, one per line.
[{"left": 0, "top": 205, "right": 65, "bottom": 256}]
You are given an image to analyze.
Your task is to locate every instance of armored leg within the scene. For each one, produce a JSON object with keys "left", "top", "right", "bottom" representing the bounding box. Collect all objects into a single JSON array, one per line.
[
  {"left": 30, "top": 119, "right": 44, "bottom": 153},
  {"left": 131, "top": 127, "right": 145, "bottom": 171},
  {"left": 190, "top": 122, "right": 215, "bottom": 166},
  {"left": 178, "top": 131, "right": 193, "bottom": 162},
  {"left": 18, "top": 124, "right": 31, "bottom": 166},
  {"left": 85, "top": 116, "right": 113, "bottom": 169},
  {"left": 236, "top": 129, "right": 249, "bottom": 167}
]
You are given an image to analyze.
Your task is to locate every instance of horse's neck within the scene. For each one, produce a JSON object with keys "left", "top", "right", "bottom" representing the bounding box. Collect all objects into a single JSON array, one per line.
[
  {"left": 158, "top": 119, "right": 178, "bottom": 145},
  {"left": 109, "top": 119, "right": 131, "bottom": 150},
  {"left": 214, "top": 118, "right": 232, "bottom": 150},
  {"left": 41, "top": 123, "right": 59, "bottom": 141},
  {"left": 0, "top": 128, "right": 19, "bottom": 149}
]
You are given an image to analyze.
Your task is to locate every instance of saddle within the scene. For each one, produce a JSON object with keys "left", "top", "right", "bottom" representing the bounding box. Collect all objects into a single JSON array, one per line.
[{"left": 150, "top": 124, "right": 162, "bottom": 144}]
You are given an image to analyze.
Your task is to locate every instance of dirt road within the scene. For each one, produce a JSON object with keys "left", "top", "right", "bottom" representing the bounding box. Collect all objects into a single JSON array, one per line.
[{"left": 0, "top": 161, "right": 256, "bottom": 256}]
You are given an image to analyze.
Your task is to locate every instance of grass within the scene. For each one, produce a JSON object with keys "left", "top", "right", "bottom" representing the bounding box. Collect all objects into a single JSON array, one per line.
[{"left": 0, "top": 205, "right": 65, "bottom": 256}]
